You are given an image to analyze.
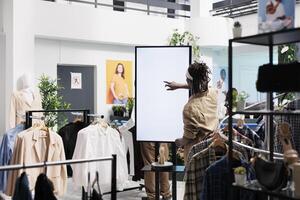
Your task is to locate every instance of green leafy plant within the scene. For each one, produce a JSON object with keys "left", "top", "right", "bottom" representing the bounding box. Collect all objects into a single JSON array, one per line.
[
  {"left": 277, "top": 44, "right": 298, "bottom": 106},
  {"left": 234, "top": 166, "right": 246, "bottom": 175},
  {"left": 168, "top": 29, "right": 200, "bottom": 62},
  {"left": 232, "top": 88, "right": 239, "bottom": 109},
  {"left": 233, "top": 21, "right": 241, "bottom": 28},
  {"left": 278, "top": 44, "right": 298, "bottom": 64},
  {"left": 38, "top": 75, "right": 70, "bottom": 129},
  {"left": 112, "top": 105, "right": 126, "bottom": 117},
  {"left": 237, "top": 91, "right": 249, "bottom": 102},
  {"left": 126, "top": 98, "right": 135, "bottom": 117}
]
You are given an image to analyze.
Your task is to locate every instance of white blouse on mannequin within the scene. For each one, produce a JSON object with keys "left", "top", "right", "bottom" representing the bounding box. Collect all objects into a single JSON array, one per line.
[{"left": 9, "top": 74, "right": 42, "bottom": 129}]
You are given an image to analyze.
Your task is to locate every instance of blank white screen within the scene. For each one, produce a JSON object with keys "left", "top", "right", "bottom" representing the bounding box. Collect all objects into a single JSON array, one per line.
[{"left": 136, "top": 47, "right": 190, "bottom": 142}]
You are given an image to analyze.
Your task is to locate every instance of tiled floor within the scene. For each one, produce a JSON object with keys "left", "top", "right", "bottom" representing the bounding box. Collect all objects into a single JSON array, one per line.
[{"left": 61, "top": 178, "right": 185, "bottom": 200}]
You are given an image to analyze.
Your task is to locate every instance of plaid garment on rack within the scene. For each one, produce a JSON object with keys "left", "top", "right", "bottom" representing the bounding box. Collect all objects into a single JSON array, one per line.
[
  {"left": 184, "top": 147, "right": 217, "bottom": 200},
  {"left": 282, "top": 100, "right": 300, "bottom": 154},
  {"left": 274, "top": 121, "right": 296, "bottom": 154},
  {"left": 186, "top": 138, "right": 249, "bottom": 165}
]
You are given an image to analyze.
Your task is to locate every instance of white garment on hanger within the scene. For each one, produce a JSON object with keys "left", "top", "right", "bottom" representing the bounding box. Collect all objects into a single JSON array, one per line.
[
  {"left": 72, "top": 124, "right": 128, "bottom": 193},
  {"left": 118, "top": 105, "right": 135, "bottom": 176}
]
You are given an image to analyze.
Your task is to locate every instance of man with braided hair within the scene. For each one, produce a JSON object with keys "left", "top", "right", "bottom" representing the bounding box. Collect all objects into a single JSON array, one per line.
[{"left": 164, "top": 62, "right": 218, "bottom": 164}]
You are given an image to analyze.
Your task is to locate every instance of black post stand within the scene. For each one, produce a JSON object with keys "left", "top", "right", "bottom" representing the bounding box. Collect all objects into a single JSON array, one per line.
[
  {"left": 152, "top": 142, "right": 178, "bottom": 200},
  {"left": 155, "top": 142, "right": 160, "bottom": 200},
  {"left": 171, "top": 143, "right": 177, "bottom": 200},
  {"left": 111, "top": 154, "right": 117, "bottom": 200}
]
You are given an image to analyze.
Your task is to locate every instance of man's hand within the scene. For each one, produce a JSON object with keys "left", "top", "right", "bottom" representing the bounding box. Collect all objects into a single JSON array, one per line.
[{"left": 164, "top": 81, "right": 188, "bottom": 91}]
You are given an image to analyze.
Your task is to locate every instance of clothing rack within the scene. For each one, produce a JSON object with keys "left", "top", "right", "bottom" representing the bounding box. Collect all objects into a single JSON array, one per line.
[
  {"left": 218, "top": 115, "right": 284, "bottom": 157},
  {"left": 25, "top": 109, "right": 90, "bottom": 129},
  {"left": 0, "top": 156, "right": 117, "bottom": 200},
  {"left": 87, "top": 114, "right": 105, "bottom": 118}
]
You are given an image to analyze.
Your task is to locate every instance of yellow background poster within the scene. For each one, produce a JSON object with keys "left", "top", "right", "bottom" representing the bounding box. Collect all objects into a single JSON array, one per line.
[{"left": 106, "top": 60, "right": 133, "bottom": 104}]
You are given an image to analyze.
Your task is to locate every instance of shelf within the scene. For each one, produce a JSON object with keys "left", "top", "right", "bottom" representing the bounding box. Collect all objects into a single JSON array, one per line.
[
  {"left": 110, "top": 116, "right": 130, "bottom": 121},
  {"left": 232, "top": 110, "right": 300, "bottom": 116},
  {"left": 141, "top": 165, "right": 185, "bottom": 173},
  {"left": 230, "top": 28, "right": 300, "bottom": 46},
  {"left": 233, "top": 182, "right": 300, "bottom": 200}
]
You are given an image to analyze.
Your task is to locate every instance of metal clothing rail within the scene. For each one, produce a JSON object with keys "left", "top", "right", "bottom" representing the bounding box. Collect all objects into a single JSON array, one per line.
[
  {"left": 25, "top": 109, "right": 90, "bottom": 129},
  {"left": 0, "top": 155, "right": 117, "bottom": 200}
]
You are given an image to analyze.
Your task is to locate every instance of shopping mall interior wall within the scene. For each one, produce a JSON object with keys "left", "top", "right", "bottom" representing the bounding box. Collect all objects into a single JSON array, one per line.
[
  {"left": 0, "top": 34, "right": 5, "bottom": 134},
  {"left": 202, "top": 46, "right": 275, "bottom": 104},
  {"left": 35, "top": 1, "right": 185, "bottom": 46},
  {"left": 35, "top": 38, "right": 135, "bottom": 120},
  {"left": 0, "top": 0, "right": 3, "bottom": 32}
]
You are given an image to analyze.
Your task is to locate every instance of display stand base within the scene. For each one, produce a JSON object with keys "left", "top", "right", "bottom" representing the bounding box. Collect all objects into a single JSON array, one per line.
[{"left": 151, "top": 162, "right": 173, "bottom": 170}]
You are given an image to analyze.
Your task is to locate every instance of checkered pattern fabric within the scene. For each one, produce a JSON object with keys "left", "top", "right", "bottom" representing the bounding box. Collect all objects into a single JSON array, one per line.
[{"left": 184, "top": 147, "right": 217, "bottom": 200}]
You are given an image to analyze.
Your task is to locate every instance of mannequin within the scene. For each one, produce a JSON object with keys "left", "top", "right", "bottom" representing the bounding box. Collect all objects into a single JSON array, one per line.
[
  {"left": 20, "top": 74, "right": 34, "bottom": 104},
  {"left": 9, "top": 74, "right": 42, "bottom": 129}
]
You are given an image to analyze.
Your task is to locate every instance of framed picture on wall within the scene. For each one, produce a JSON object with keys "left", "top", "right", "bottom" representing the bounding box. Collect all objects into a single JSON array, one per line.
[
  {"left": 258, "top": 0, "right": 295, "bottom": 33},
  {"left": 106, "top": 60, "right": 133, "bottom": 105}
]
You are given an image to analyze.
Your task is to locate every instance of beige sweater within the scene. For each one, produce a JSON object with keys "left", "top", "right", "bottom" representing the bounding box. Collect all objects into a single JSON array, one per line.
[
  {"left": 9, "top": 89, "right": 42, "bottom": 129},
  {"left": 183, "top": 88, "right": 218, "bottom": 140}
]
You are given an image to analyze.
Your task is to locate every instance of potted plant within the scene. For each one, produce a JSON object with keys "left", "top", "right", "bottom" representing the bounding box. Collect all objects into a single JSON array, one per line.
[
  {"left": 126, "top": 98, "right": 135, "bottom": 117},
  {"left": 112, "top": 105, "right": 126, "bottom": 117},
  {"left": 168, "top": 29, "right": 201, "bottom": 62},
  {"left": 237, "top": 91, "right": 249, "bottom": 111},
  {"left": 232, "top": 88, "right": 239, "bottom": 111},
  {"left": 234, "top": 166, "right": 247, "bottom": 185},
  {"left": 233, "top": 21, "right": 242, "bottom": 38},
  {"left": 38, "top": 75, "right": 71, "bottom": 130}
]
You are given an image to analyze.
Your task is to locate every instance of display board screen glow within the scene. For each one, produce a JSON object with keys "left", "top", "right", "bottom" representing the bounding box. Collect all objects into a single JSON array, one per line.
[{"left": 136, "top": 46, "right": 191, "bottom": 142}]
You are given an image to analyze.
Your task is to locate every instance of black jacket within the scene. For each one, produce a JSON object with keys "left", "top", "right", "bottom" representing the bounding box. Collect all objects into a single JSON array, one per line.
[
  {"left": 34, "top": 174, "right": 56, "bottom": 200},
  {"left": 58, "top": 121, "right": 88, "bottom": 176},
  {"left": 12, "top": 172, "right": 32, "bottom": 200}
]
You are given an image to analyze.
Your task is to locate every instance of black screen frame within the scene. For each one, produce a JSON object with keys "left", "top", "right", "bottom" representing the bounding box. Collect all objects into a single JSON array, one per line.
[{"left": 135, "top": 45, "right": 192, "bottom": 143}]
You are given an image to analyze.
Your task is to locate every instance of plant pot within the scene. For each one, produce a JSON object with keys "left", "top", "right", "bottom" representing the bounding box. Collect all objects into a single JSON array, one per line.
[
  {"left": 113, "top": 110, "right": 124, "bottom": 117},
  {"left": 233, "top": 27, "right": 242, "bottom": 38},
  {"left": 234, "top": 174, "right": 246, "bottom": 186},
  {"left": 237, "top": 100, "right": 245, "bottom": 111}
]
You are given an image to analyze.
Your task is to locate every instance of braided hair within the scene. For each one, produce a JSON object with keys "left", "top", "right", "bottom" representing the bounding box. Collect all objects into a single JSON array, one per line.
[{"left": 187, "top": 62, "right": 211, "bottom": 95}]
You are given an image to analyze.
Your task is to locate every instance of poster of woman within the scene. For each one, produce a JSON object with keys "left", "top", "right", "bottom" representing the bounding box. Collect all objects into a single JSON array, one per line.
[
  {"left": 258, "top": 0, "right": 295, "bottom": 33},
  {"left": 106, "top": 60, "right": 133, "bottom": 104}
]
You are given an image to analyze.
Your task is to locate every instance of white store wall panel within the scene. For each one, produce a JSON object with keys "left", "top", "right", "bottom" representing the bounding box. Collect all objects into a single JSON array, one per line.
[
  {"left": 0, "top": 34, "right": 5, "bottom": 135},
  {"left": 35, "top": 1, "right": 185, "bottom": 46},
  {"left": 35, "top": 38, "right": 135, "bottom": 121}
]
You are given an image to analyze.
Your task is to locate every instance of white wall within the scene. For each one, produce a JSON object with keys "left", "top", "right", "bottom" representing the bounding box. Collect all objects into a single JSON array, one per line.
[
  {"left": 0, "top": 34, "right": 5, "bottom": 134},
  {"left": 185, "top": 16, "right": 233, "bottom": 47},
  {"left": 0, "top": 0, "right": 3, "bottom": 33},
  {"left": 35, "top": 38, "right": 135, "bottom": 120},
  {"left": 35, "top": 1, "right": 185, "bottom": 46}
]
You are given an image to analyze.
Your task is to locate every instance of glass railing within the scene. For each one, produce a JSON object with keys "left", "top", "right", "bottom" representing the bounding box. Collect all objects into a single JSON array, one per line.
[
  {"left": 42, "top": 0, "right": 191, "bottom": 18},
  {"left": 211, "top": 0, "right": 300, "bottom": 18}
]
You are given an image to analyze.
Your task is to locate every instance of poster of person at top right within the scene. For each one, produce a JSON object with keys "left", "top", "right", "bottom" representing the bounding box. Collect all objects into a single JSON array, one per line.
[{"left": 258, "top": 0, "right": 295, "bottom": 33}]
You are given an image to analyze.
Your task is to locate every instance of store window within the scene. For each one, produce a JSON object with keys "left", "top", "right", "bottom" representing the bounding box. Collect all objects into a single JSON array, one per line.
[
  {"left": 167, "top": 0, "right": 176, "bottom": 18},
  {"left": 113, "top": 0, "right": 125, "bottom": 12}
]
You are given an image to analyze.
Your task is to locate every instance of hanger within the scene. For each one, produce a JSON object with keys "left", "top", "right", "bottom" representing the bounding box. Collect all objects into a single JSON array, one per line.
[{"left": 92, "top": 116, "right": 108, "bottom": 128}]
